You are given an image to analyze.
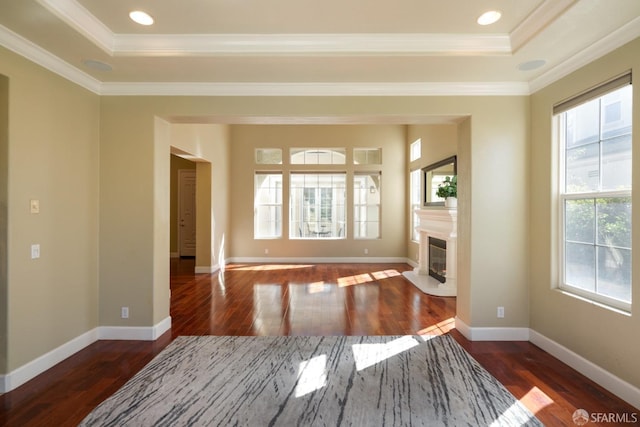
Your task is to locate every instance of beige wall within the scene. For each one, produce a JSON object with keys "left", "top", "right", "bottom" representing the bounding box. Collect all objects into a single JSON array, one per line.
[
  {"left": 1, "top": 41, "right": 530, "bottom": 375},
  {"left": 406, "top": 124, "right": 458, "bottom": 264},
  {"left": 2, "top": 23, "right": 637, "bottom": 399},
  {"left": 530, "top": 38, "right": 640, "bottom": 388},
  {"left": 0, "top": 74, "right": 8, "bottom": 373},
  {"left": 99, "top": 96, "right": 528, "bottom": 331},
  {"left": 229, "top": 124, "right": 407, "bottom": 259},
  {"left": 0, "top": 47, "right": 100, "bottom": 372}
]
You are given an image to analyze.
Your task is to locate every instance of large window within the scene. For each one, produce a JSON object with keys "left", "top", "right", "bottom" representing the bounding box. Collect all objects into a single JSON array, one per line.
[
  {"left": 410, "top": 169, "right": 421, "bottom": 241},
  {"left": 354, "top": 172, "right": 381, "bottom": 239},
  {"left": 556, "top": 76, "right": 632, "bottom": 310},
  {"left": 290, "top": 173, "right": 346, "bottom": 239},
  {"left": 254, "top": 173, "right": 283, "bottom": 239},
  {"left": 410, "top": 138, "right": 421, "bottom": 162}
]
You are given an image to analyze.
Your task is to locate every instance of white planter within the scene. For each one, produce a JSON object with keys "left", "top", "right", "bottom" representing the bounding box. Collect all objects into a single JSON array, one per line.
[{"left": 445, "top": 197, "right": 457, "bottom": 208}]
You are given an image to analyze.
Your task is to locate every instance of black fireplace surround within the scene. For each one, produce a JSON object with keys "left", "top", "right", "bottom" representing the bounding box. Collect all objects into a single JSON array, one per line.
[{"left": 428, "top": 237, "right": 447, "bottom": 283}]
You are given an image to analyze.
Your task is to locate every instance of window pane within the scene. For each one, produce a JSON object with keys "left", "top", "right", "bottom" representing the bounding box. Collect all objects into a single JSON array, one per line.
[
  {"left": 565, "top": 143, "right": 599, "bottom": 192},
  {"left": 565, "top": 242, "right": 595, "bottom": 292},
  {"left": 565, "top": 99, "right": 599, "bottom": 148},
  {"left": 601, "top": 84, "right": 632, "bottom": 139},
  {"left": 602, "top": 134, "right": 632, "bottom": 190},
  {"left": 354, "top": 173, "right": 381, "bottom": 239},
  {"left": 565, "top": 199, "right": 594, "bottom": 243},
  {"left": 255, "top": 148, "right": 282, "bottom": 164},
  {"left": 354, "top": 148, "right": 381, "bottom": 165},
  {"left": 290, "top": 148, "right": 346, "bottom": 165},
  {"left": 596, "top": 197, "right": 631, "bottom": 248},
  {"left": 410, "top": 139, "right": 421, "bottom": 162},
  {"left": 254, "top": 173, "right": 282, "bottom": 238},
  {"left": 410, "top": 169, "right": 420, "bottom": 241},
  {"left": 597, "top": 246, "right": 632, "bottom": 302},
  {"left": 290, "top": 173, "right": 346, "bottom": 239}
]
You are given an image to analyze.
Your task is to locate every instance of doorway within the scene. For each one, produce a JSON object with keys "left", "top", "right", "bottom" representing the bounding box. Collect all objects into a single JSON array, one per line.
[{"left": 178, "top": 169, "right": 196, "bottom": 257}]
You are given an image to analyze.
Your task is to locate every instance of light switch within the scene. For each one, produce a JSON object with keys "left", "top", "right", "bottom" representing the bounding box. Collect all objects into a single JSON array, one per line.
[
  {"left": 30, "top": 199, "right": 40, "bottom": 214},
  {"left": 31, "top": 244, "right": 40, "bottom": 259}
]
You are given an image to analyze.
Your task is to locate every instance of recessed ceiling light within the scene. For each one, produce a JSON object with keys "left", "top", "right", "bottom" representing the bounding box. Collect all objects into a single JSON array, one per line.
[
  {"left": 517, "top": 59, "right": 547, "bottom": 71},
  {"left": 129, "top": 10, "right": 154, "bottom": 26},
  {"left": 477, "top": 10, "right": 502, "bottom": 26},
  {"left": 83, "top": 59, "right": 113, "bottom": 72}
]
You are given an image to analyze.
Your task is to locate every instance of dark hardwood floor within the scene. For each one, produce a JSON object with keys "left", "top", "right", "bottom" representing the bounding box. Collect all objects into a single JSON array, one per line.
[{"left": 0, "top": 259, "right": 636, "bottom": 426}]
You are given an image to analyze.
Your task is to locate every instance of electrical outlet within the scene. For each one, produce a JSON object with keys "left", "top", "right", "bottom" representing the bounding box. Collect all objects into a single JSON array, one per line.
[
  {"left": 497, "top": 306, "right": 505, "bottom": 318},
  {"left": 364, "top": 248, "right": 369, "bottom": 255},
  {"left": 31, "top": 244, "right": 40, "bottom": 259},
  {"left": 30, "top": 199, "right": 40, "bottom": 214},
  {"left": 264, "top": 248, "right": 269, "bottom": 255},
  {"left": 121, "top": 307, "right": 129, "bottom": 319}
]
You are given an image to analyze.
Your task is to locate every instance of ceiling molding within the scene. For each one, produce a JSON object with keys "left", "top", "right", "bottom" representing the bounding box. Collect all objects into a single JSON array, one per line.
[
  {"left": 100, "top": 81, "right": 530, "bottom": 97},
  {"left": 113, "top": 33, "right": 511, "bottom": 56},
  {"left": 529, "top": 14, "right": 640, "bottom": 93},
  {"left": 37, "top": 0, "right": 113, "bottom": 53},
  {"left": 510, "top": 0, "right": 576, "bottom": 52},
  {"left": 0, "top": 24, "right": 101, "bottom": 94},
  {"left": 37, "top": 0, "right": 512, "bottom": 57}
]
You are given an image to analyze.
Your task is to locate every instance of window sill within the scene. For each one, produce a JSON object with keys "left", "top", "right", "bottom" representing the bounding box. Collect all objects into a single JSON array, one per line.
[{"left": 553, "top": 288, "right": 631, "bottom": 316}]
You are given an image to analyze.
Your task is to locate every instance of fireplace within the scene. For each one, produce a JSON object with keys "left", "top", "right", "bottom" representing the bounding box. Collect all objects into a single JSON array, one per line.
[
  {"left": 402, "top": 208, "right": 457, "bottom": 297},
  {"left": 429, "top": 237, "right": 447, "bottom": 283}
]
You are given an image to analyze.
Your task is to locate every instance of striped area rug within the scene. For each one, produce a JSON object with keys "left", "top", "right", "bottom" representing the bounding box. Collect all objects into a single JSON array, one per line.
[{"left": 80, "top": 335, "right": 542, "bottom": 426}]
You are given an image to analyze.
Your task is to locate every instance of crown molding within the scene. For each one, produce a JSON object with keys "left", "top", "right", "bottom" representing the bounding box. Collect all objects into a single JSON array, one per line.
[
  {"left": 529, "top": 15, "right": 640, "bottom": 93},
  {"left": 100, "top": 81, "right": 530, "bottom": 97},
  {"left": 37, "top": 0, "right": 113, "bottom": 53},
  {"left": 0, "top": 24, "right": 101, "bottom": 94},
  {"left": 510, "top": 0, "right": 576, "bottom": 52},
  {"left": 112, "top": 33, "right": 511, "bottom": 56}
]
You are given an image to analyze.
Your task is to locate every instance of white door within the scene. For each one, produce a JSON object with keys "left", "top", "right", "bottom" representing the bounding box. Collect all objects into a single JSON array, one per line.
[{"left": 178, "top": 169, "right": 196, "bottom": 257}]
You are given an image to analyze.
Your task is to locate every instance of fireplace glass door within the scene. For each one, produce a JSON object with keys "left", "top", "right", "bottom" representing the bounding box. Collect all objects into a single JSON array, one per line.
[{"left": 429, "top": 237, "right": 447, "bottom": 283}]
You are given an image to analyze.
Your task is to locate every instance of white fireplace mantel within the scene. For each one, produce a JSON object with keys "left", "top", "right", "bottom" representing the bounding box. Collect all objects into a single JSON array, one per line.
[{"left": 403, "top": 208, "right": 457, "bottom": 297}]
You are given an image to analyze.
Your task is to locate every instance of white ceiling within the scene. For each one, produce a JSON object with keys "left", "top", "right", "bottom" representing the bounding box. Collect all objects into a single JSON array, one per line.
[{"left": 0, "top": 0, "right": 639, "bottom": 96}]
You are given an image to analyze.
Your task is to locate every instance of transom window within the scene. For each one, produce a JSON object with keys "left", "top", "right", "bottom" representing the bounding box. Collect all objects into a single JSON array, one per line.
[
  {"left": 291, "top": 148, "right": 346, "bottom": 165},
  {"left": 555, "top": 75, "right": 632, "bottom": 311}
]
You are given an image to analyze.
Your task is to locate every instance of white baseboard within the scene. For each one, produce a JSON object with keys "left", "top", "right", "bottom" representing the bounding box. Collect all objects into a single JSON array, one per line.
[
  {"left": 529, "top": 330, "right": 640, "bottom": 410},
  {"left": 455, "top": 317, "right": 530, "bottom": 341},
  {"left": 454, "top": 319, "right": 639, "bottom": 409},
  {"left": 227, "top": 256, "right": 409, "bottom": 264},
  {"left": 0, "top": 328, "right": 99, "bottom": 393},
  {"left": 0, "top": 317, "right": 172, "bottom": 393},
  {"left": 98, "top": 316, "right": 172, "bottom": 341},
  {"left": 406, "top": 258, "right": 419, "bottom": 269},
  {"left": 195, "top": 264, "right": 220, "bottom": 274}
]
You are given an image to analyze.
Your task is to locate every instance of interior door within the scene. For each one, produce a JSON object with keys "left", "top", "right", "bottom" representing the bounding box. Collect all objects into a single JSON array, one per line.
[{"left": 178, "top": 169, "right": 196, "bottom": 257}]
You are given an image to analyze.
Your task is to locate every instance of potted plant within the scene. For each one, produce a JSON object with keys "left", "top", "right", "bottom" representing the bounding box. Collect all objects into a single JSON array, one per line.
[{"left": 436, "top": 175, "right": 457, "bottom": 208}]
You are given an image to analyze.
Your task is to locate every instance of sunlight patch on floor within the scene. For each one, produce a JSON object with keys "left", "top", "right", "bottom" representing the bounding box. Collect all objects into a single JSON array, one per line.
[
  {"left": 352, "top": 336, "right": 419, "bottom": 371},
  {"left": 518, "top": 386, "right": 554, "bottom": 415},
  {"left": 417, "top": 317, "right": 456, "bottom": 337},
  {"left": 338, "top": 273, "right": 374, "bottom": 287},
  {"left": 295, "top": 355, "right": 327, "bottom": 397},
  {"left": 371, "top": 269, "right": 401, "bottom": 279}
]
